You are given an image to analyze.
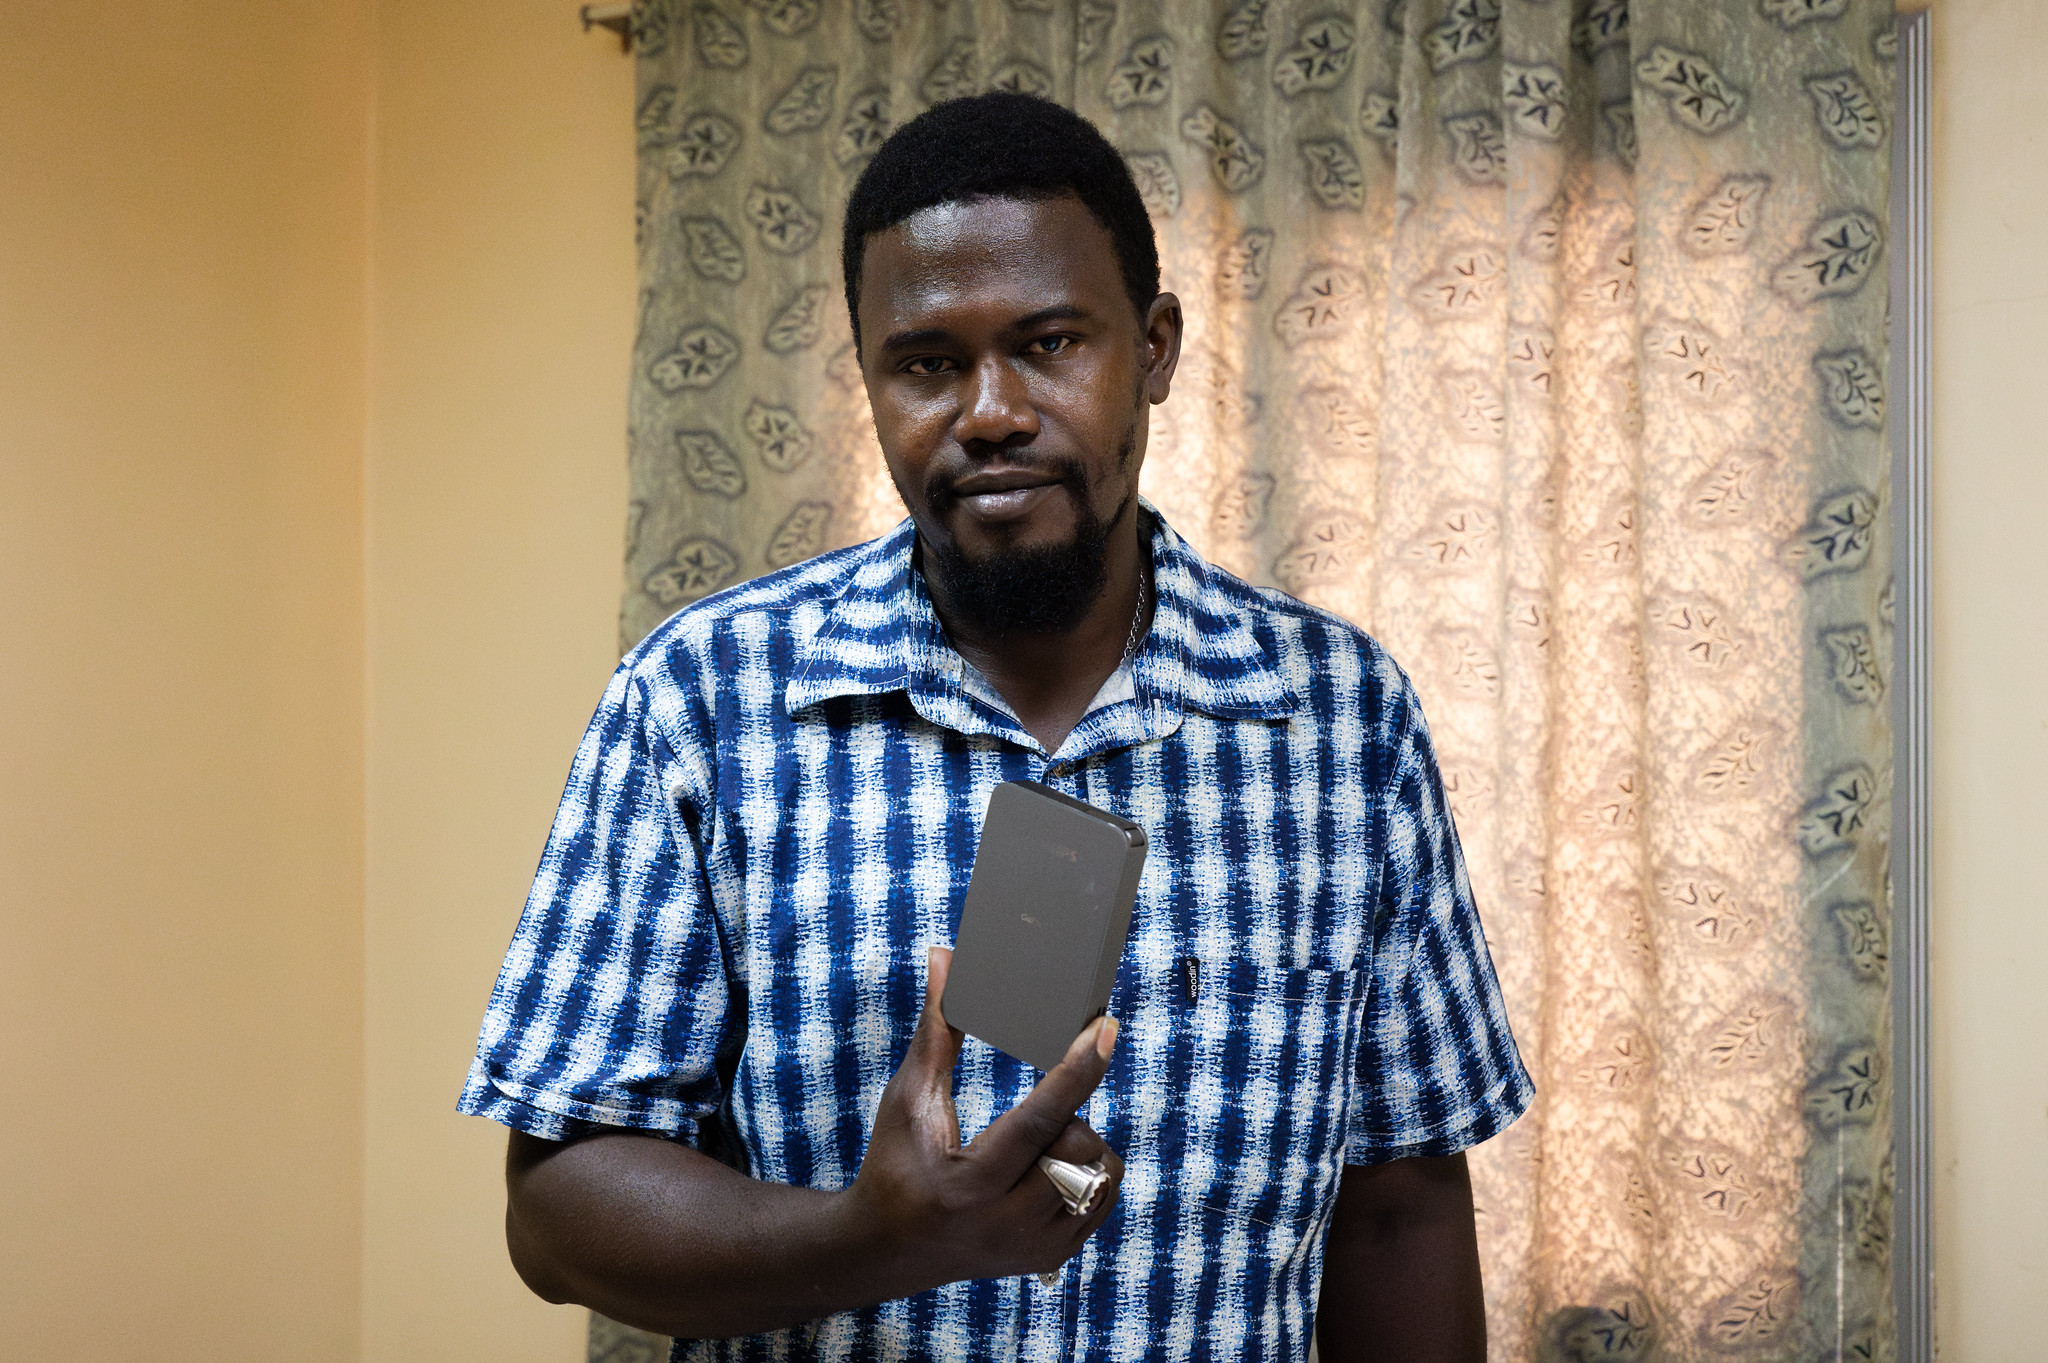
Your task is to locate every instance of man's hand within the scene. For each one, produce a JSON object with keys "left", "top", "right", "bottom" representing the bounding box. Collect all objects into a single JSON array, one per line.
[
  {"left": 844, "top": 946, "right": 1124, "bottom": 1281},
  {"left": 504, "top": 946, "right": 1122, "bottom": 1339}
]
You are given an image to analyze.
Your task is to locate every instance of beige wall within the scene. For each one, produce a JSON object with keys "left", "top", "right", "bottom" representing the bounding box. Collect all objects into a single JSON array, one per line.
[
  {"left": 0, "top": 0, "right": 619, "bottom": 1357},
  {"left": 1928, "top": 2, "right": 2048, "bottom": 1358},
  {"left": 361, "top": 2, "right": 633, "bottom": 1358},
  {"left": 0, "top": 1, "right": 371, "bottom": 1357}
]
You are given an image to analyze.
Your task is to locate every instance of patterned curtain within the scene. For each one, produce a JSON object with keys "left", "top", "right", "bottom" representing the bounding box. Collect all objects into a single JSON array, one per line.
[{"left": 615, "top": 1, "right": 1897, "bottom": 1358}]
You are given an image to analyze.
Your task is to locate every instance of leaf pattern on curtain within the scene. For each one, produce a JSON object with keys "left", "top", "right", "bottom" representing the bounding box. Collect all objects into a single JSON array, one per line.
[{"left": 617, "top": 1, "right": 1895, "bottom": 1358}]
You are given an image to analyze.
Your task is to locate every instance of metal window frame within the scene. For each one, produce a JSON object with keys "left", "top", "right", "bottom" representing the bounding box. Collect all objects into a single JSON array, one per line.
[{"left": 1889, "top": 10, "right": 1934, "bottom": 1363}]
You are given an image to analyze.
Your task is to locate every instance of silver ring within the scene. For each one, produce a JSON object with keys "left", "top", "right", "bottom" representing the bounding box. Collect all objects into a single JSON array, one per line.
[
  {"left": 1037, "top": 1154, "right": 1110, "bottom": 1217},
  {"left": 1033, "top": 1156, "right": 1110, "bottom": 1284}
]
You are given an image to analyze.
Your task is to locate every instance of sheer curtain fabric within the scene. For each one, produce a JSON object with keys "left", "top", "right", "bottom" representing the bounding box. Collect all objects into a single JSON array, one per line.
[{"left": 619, "top": 1, "right": 1898, "bottom": 1357}]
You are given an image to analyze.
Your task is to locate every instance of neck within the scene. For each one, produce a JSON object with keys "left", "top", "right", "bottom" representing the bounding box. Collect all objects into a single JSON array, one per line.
[{"left": 924, "top": 504, "right": 1151, "bottom": 755}]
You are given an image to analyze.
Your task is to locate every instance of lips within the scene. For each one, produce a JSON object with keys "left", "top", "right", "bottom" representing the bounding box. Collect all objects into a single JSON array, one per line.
[
  {"left": 957, "top": 486, "right": 1054, "bottom": 518},
  {"left": 950, "top": 468, "right": 1060, "bottom": 496},
  {"left": 946, "top": 467, "right": 1068, "bottom": 523}
]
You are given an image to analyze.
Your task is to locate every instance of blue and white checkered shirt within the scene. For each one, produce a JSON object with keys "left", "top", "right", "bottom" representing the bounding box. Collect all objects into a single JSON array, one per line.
[{"left": 461, "top": 508, "right": 1532, "bottom": 1362}]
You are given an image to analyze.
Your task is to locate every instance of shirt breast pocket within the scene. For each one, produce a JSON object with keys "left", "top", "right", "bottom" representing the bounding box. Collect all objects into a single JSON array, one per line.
[{"left": 1112, "top": 960, "right": 1364, "bottom": 1236}]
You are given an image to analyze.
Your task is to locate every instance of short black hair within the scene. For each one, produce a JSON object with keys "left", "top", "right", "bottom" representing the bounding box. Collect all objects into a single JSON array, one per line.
[{"left": 841, "top": 92, "right": 1160, "bottom": 349}]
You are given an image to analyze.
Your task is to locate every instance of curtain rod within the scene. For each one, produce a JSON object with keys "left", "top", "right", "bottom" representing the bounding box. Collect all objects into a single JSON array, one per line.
[{"left": 580, "top": 3, "right": 632, "bottom": 53}]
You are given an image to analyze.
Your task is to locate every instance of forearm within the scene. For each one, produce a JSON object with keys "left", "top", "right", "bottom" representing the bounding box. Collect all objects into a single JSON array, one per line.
[
  {"left": 503, "top": 956, "right": 1124, "bottom": 1339},
  {"left": 506, "top": 1130, "right": 929, "bottom": 1340},
  {"left": 1315, "top": 1154, "right": 1486, "bottom": 1363}
]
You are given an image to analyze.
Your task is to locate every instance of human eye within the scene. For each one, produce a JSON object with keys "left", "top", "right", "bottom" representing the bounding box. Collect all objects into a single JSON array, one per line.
[
  {"left": 1026, "top": 334, "right": 1076, "bottom": 357},
  {"left": 900, "top": 355, "right": 955, "bottom": 376}
]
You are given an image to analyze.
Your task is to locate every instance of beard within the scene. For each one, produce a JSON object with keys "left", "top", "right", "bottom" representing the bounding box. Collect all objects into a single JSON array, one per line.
[{"left": 918, "top": 429, "right": 1138, "bottom": 638}]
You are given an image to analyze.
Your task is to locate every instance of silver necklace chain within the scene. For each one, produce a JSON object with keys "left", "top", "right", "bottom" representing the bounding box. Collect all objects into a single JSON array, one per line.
[{"left": 1119, "top": 570, "right": 1148, "bottom": 668}]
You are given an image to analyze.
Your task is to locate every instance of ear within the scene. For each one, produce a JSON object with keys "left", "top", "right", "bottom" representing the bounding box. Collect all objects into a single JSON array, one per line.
[{"left": 1140, "top": 291, "right": 1183, "bottom": 406}]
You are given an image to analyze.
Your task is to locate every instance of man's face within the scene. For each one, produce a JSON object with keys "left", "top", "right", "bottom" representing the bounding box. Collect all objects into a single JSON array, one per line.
[{"left": 856, "top": 193, "right": 1178, "bottom": 632}]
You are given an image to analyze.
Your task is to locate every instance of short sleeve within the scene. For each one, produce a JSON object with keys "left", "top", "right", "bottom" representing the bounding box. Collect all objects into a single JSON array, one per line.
[
  {"left": 1345, "top": 670, "right": 1534, "bottom": 1164},
  {"left": 457, "top": 653, "right": 737, "bottom": 1145}
]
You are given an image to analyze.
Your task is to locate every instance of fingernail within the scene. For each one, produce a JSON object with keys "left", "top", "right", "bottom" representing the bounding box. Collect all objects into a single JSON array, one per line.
[{"left": 1095, "top": 1016, "right": 1119, "bottom": 1060}]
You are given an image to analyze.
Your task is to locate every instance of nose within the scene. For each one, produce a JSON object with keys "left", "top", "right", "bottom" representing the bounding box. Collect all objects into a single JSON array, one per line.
[{"left": 951, "top": 353, "right": 1039, "bottom": 451}]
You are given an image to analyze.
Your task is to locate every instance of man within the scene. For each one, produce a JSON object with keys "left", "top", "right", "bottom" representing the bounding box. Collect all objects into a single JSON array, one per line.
[{"left": 462, "top": 94, "right": 1531, "bottom": 1361}]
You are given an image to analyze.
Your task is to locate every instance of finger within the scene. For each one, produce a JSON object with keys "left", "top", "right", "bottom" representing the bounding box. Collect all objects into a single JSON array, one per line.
[
  {"left": 1061, "top": 1146, "right": 1125, "bottom": 1226},
  {"left": 1041, "top": 1119, "right": 1110, "bottom": 1168},
  {"left": 967, "top": 1014, "right": 1118, "bottom": 1182},
  {"left": 993, "top": 1139, "right": 1118, "bottom": 1227},
  {"left": 1027, "top": 1145, "right": 1126, "bottom": 1269},
  {"left": 1066, "top": 1147, "right": 1125, "bottom": 1243}
]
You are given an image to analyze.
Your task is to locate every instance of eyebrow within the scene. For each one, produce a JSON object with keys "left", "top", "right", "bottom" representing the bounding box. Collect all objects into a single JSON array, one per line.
[{"left": 876, "top": 304, "right": 1095, "bottom": 354}]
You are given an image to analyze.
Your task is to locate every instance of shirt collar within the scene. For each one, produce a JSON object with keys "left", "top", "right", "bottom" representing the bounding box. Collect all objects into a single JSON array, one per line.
[{"left": 785, "top": 502, "right": 1298, "bottom": 754}]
